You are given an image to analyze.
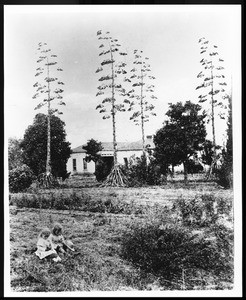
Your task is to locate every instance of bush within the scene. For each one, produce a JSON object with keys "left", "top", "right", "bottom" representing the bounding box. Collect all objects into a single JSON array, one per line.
[
  {"left": 173, "top": 194, "right": 232, "bottom": 227},
  {"left": 187, "top": 159, "right": 204, "bottom": 174},
  {"left": 10, "top": 190, "right": 146, "bottom": 215},
  {"left": 208, "top": 223, "right": 234, "bottom": 277},
  {"left": 215, "top": 158, "right": 233, "bottom": 189},
  {"left": 94, "top": 159, "right": 112, "bottom": 182},
  {"left": 173, "top": 194, "right": 217, "bottom": 226},
  {"left": 121, "top": 222, "right": 233, "bottom": 282},
  {"left": 9, "top": 164, "right": 35, "bottom": 193},
  {"left": 123, "top": 154, "right": 163, "bottom": 187},
  {"left": 11, "top": 191, "right": 91, "bottom": 211},
  {"left": 101, "top": 198, "right": 146, "bottom": 215}
]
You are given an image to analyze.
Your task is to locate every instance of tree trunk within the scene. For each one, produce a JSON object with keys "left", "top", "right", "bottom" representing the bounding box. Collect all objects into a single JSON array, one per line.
[
  {"left": 171, "top": 164, "right": 174, "bottom": 181},
  {"left": 110, "top": 43, "right": 117, "bottom": 166},
  {"left": 46, "top": 58, "right": 51, "bottom": 175},
  {"left": 46, "top": 105, "right": 51, "bottom": 174},
  {"left": 210, "top": 65, "right": 217, "bottom": 170},
  {"left": 140, "top": 68, "right": 145, "bottom": 155},
  {"left": 183, "top": 161, "right": 188, "bottom": 185}
]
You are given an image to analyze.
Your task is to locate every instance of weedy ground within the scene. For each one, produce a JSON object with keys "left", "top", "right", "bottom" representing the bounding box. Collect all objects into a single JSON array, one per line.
[{"left": 8, "top": 174, "right": 234, "bottom": 292}]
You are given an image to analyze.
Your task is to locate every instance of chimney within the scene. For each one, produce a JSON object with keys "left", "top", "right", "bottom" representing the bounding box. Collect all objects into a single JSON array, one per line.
[{"left": 146, "top": 135, "right": 153, "bottom": 148}]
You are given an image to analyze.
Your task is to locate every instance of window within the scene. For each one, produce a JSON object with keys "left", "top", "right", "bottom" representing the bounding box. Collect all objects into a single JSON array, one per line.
[
  {"left": 83, "top": 158, "right": 87, "bottom": 171},
  {"left": 124, "top": 157, "right": 128, "bottom": 168},
  {"left": 73, "top": 159, "right": 77, "bottom": 171}
]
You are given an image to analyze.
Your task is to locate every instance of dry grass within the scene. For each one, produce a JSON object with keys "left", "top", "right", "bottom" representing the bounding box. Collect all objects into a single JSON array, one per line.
[
  {"left": 9, "top": 207, "right": 160, "bottom": 292},
  {"left": 8, "top": 176, "right": 234, "bottom": 292}
]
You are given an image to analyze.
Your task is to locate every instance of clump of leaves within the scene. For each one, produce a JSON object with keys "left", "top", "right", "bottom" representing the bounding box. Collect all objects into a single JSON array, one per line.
[
  {"left": 9, "top": 164, "right": 36, "bottom": 193},
  {"left": 215, "top": 158, "right": 233, "bottom": 189},
  {"left": 123, "top": 154, "right": 163, "bottom": 187}
]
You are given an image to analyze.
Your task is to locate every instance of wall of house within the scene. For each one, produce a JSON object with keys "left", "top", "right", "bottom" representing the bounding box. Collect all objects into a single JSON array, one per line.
[
  {"left": 67, "top": 153, "right": 95, "bottom": 175},
  {"left": 67, "top": 149, "right": 148, "bottom": 175},
  {"left": 117, "top": 150, "right": 145, "bottom": 165},
  {"left": 100, "top": 150, "right": 145, "bottom": 165}
]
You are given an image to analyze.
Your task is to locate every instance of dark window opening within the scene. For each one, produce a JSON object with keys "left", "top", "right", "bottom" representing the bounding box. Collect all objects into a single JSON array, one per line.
[
  {"left": 83, "top": 158, "right": 87, "bottom": 171},
  {"left": 73, "top": 159, "right": 77, "bottom": 171},
  {"left": 124, "top": 157, "right": 128, "bottom": 168}
]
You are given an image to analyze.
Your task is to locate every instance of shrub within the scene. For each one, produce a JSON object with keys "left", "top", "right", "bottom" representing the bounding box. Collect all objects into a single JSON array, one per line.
[
  {"left": 94, "top": 159, "right": 112, "bottom": 182},
  {"left": 11, "top": 190, "right": 146, "bottom": 215},
  {"left": 215, "top": 158, "right": 233, "bottom": 189},
  {"left": 123, "top": 154, "right": 163, "bottom": 187},
  {"left": 102, "top": 198, "right": 146, "bottom": 215},
  {"left": 208, "top": 223, "right": 234, "bottom": 277},
  {"left": 187, "top": 159, "right": 203, "bottom": 174},
  {"left": 121, "top": 222, "right": 233, "bottom": 282},
  {"left": 173, "top": 193, "right": 233, "bottom": 228},
  {"left": 9, "top": 164, "right": 35, "bottom": 193},
  {"left": 174, "top": 195, "right": 212, "bottom": 226},
  {"left": 11, "top": 191, "right": 90, "bottom": 211}
]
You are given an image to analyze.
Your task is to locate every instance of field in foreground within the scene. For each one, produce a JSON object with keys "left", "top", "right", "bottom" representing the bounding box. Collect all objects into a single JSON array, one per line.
[{"left": 8, "top": 178, "right": 234, "bottom": 292}]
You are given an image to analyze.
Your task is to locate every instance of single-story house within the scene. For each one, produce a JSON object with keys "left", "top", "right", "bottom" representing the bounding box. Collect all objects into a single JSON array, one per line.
[
  {"left": 67, "top": 135, "right": 154, "bottom": 175},
  {"left": 66, "top": 145, "right": 96, "bottom": 175}
]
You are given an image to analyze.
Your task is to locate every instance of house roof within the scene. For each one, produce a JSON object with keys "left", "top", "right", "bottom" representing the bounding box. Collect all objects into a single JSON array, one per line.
[
  {"left": 72, "top": 145, "right": 87, "bottom": 153},
  {"left": 99, "top": 139, "right": 154, "bottom": 151},
  {"left": 72, "top": 136, "right": 154, "bottom": 153}
]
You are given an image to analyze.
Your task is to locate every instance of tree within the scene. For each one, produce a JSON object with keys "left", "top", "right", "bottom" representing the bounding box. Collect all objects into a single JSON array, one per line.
[
  {"left": 196, "top": 37, "right": 228, "bottom": 173},
  {"left": 9, "top": 165, "right": 35, "bottom": 193},
  {"left": 200, "top": 139, "right": 221, "bottom": 171},
  {"left": 82, "top": 139, "right": 111, "bottom": 182},
  {"left": 216, "top": 94, "right": 233, "bottom": 188},
  {"left": 95, "top": 30, "right": 128, "bottom": 186},
  {"left": 125, "top": 49, "right": 157, "bottom": 153},
  {"left": 225, "top": 94, "right": 233, "bottom": 160},
  {"left": 82, "top": 138, "right": 103, "bottom": 163},
  {"left": 8, "top": 137, "right": 24, "bottom": 170},
  {"left": 154, "top": 101, "right": 207, "bottom": 184},
  {"left": 32, "top": 42, "right": 66, "bottom": 183},
  {"left": 20, "top": 113, "right": 71, "bottom": 181}
]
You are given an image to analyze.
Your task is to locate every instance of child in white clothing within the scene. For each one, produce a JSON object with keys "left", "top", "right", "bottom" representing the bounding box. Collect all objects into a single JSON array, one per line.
[{"left": 35, "top": 227, "right": 61, "bottom": 262}]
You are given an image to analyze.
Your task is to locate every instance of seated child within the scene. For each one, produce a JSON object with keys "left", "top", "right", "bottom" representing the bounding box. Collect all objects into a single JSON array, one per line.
[
  {"left": 49, "top": 223, "right": 67, "bottom": 254},
  {"left": 35, "top": 227, "right": 61, "bottom": 262},
  {"left": 49, "top": 223, "right": 75, "bottom": 254}
]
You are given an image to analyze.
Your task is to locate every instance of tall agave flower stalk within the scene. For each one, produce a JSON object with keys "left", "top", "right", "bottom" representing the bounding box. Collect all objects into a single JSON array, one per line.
[
  {"left": 33, "top": 42, "right": 65, "bottom": 186},
  {"left": 196, "top": 37, "right": 228, "bottom": 177},
  {"left": 124, "top": 49, "right": 157, "bottom": 155},
  {"left": 95, "top": 30, "right": 128, "bottom": 186}
]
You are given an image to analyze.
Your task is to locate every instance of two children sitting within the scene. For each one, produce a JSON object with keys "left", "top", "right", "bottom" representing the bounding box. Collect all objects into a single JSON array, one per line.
[{"left": 35, "top": 223, "right": 75, "bottom": 262}]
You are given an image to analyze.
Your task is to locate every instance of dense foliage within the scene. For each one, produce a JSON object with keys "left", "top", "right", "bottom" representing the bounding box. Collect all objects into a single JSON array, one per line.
[
  {"left": 186, "top": 159, "right": 203, "bottom": 174},
  {"left": 215, "top": 96, "right": 233, "bottom": 188},
  {"left": 173, "top": 193, "right": 232, "bottom": 227},
  {"left": 8, "top": 138, "right": 24, "bottom": 170},
  {"left": 10, "top": 190, "right": 146, "bottom": 215},
  {"left": 121, "top": 221, "right": 233, "bottom": 281},
  {"left": 9, "top": 164, "right": 35, "bottom": 193},
  {"left": 123, "top": 154, "right": 163, "bottom": 186},
  {"left": 154, "top": 101, "right": 207, "bottom": 182},
  {"left": 82, "top": 138, "right": 110, "bottom": 182},
  {"left": 94, "top": 158, "right": 112, "bottom": 182},
  {"left": 20, "top": 113, "right": 71, "bottom": 179},
  {"left": 82, "top": 139, "right": 103, "bottom": 163}
]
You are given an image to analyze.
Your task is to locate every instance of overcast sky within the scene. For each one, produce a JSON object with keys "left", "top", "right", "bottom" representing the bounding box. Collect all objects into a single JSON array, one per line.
[{"left": 4, "top": 5, "right": 241, "bottom": 149}]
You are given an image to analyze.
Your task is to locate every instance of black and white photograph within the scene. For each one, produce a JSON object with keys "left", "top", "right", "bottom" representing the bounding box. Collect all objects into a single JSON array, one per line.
[{"left": 4, "top": 4, "right": 242, "bottom": 297}]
